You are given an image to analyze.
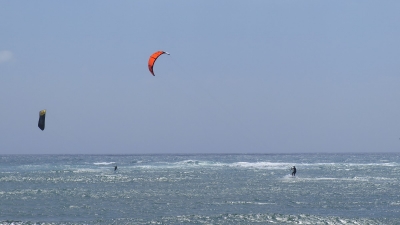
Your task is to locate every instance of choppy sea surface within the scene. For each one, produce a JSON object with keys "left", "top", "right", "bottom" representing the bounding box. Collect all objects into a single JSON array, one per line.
[{"left": 1, "top": 154, "right": 400, "bottom": 224}]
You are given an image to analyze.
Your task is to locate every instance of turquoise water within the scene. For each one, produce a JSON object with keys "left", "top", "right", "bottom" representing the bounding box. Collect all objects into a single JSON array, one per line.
[{"left": 1, "top": 154, "right": 400, "bottom": 224}]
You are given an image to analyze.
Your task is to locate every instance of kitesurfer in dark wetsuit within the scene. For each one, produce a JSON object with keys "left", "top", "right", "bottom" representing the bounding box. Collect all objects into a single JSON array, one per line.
[
  {"left": 291, "top": 166, "right": 296, "bottom": 176},
  {"left": 114, "top": 165, "right": 117, "bottom": 171}
]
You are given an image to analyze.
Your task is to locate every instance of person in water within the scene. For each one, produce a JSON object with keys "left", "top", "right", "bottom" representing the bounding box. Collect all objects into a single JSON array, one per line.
[
  {"left": 114, "top": 165, "right": 117, "bottom": 171},
  {"left": 291, "top": 166, "right": 296, "bottom": 176}
]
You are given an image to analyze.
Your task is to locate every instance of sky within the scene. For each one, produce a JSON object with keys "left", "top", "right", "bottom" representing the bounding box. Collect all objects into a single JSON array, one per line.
[{"left": 1, "top": 1, "right": 399, "bottom": 154}]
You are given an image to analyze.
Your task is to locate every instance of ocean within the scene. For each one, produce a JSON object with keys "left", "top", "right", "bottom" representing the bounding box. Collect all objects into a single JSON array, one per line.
[{"left": 1, "top": 154, "right": 400, "bottom": 224}]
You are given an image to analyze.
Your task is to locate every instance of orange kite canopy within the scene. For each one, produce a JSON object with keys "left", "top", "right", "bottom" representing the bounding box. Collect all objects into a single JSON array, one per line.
[{"left": 148, "top": 51, "right": 170, "bottom": 76}]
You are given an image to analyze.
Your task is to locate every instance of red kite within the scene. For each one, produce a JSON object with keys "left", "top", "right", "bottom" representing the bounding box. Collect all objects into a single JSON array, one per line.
[{"left": 148, "top": 51, "right": 170, "bottom": 76}]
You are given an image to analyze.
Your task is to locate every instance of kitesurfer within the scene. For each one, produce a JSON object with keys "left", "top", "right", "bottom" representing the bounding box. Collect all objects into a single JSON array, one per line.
[
  {"left": 291, "top": 166, "right": 296, "bottom": 176},
  {"left": 38, "top": 109, "right": 46, "bottom": 131},
  {"left": 114, "top": 165, "right": 117, "bottom": 171}
]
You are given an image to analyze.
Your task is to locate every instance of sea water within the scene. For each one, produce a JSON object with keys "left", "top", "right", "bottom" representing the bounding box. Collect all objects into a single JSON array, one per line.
[{"left": 1, "top": 154, "right": 400, "bottom": 224}]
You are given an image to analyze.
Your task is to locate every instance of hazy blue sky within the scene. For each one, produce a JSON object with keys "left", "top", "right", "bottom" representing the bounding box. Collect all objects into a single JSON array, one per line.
[{"left": 1, "top": 1, "right": 399, "bottom": 154}]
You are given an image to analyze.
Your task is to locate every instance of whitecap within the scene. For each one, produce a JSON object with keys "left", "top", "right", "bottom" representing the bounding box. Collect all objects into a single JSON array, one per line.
[
  {"left": 232, "top": 161, "right": 291, "bottom": 170},
  {"left": 93, "top": 162, "right": 116, "bottom": 165}
]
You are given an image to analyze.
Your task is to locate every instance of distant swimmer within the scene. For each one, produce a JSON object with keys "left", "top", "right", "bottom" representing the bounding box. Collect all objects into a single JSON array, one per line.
[
  {"left": 291, "top": 166, "right": 296, "bottom": 176},
  {"left": 114, "top": 165, "right": 117, "bottom": 171}
]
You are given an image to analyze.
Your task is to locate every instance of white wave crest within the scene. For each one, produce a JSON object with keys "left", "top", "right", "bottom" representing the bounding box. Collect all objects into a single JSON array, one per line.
[
  {"left": 231, "top": 162, "right": 291, "bottom": 170},
  {"left": 93, "top": 162, "right": 116, "bottom": 165}
]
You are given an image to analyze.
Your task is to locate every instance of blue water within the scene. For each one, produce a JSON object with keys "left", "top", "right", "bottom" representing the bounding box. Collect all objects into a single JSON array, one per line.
[{"left": 1, "top": 154, "right": 400, "bottom": 224}]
